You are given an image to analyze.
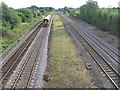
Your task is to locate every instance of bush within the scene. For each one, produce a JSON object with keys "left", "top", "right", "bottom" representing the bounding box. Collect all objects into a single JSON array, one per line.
[
  {"left": 2, "top": 44, "right": 8, "bottom": 48},
  {"left": 2, "top": 2, "right": 21, "bottom": 29},
  {"left": 70, "top": 1, "right": 119, "bottom": 36},
  {"left": 18, "top": 8, "right": 33, "bottom": 22}
]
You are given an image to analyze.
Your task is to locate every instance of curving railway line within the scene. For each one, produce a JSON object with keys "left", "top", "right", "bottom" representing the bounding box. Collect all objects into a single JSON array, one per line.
[{"left": 60, "top": 14, "right": 120, "bottom": 89}]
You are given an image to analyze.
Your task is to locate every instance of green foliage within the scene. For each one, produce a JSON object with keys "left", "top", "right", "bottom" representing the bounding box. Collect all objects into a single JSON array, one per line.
[
  {"left": 1, "top": 2, "right": 55, "bottom": 32},
  {"left": 39, "top": 7, "right": 55, "bottom": 13},
  {"left": 109, "top": 13, "right": 118, "bottom": 35},
  {"left": 1, "top": 16, "right": 42, "bottom": 53},
  {"left": 63, "top": 6, "right": 70, "bottom": 14},
  {"left": 70, "top": 10, "right": 79, "bottom": 18},
  {"left": 2, "top": 44, "right": 8, "bottom": 49},
  {"left": 1, "top": 2, "right": 55, "bottom": 53},
  {"left": 79, "top": 1, "right": 99, "bottom": 23},
  {"left": 18, "top": 8, "right": 33, "bottom": 22},
  {"left": 2, "top": 2, "right": 21, "bottom": 29},
  {"left": 37, "top": 12, "right": 42, "bottom": 16},
  {"left": 28, "top": 6, "right": 55, "bottom": 16},
  {"left": 31, "top": 9, "right": 38, "bottom": 17},
  {"left": 70, "top": 1, "right": 119, "bottom": 36},
  {"left": 17, "top": 12, "right": 26, "bottom": 22}
]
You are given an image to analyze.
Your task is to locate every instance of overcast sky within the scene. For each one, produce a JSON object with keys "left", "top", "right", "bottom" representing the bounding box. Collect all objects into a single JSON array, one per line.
[{"left": 1, "top": 0, "right": 119, "bottom": 9}]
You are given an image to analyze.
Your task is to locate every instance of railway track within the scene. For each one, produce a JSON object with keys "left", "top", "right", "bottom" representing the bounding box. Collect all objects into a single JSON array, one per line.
[
  {"left": 65, "top": 16, "right": 120, "bottom": 68},
  {"left": 0, "top": 21, "right": 43, "bottom": 88},
  {"left": 69, "top": 17, "right": 120, "bottom": 64},
  {"left": 68, "top": 16, "right": 119, "bottom": 55},
  {"left": 60, "top": 14, "right": 120, "bottom": 89},
  {"left": 1, "top": 15, "right": 54, "bottom": 88},
  {"left": 11, "top": 28, "right": 46, "bottom": 88},
  {"left": 61, "top": 15, "right": 120, "bottom": 73}
]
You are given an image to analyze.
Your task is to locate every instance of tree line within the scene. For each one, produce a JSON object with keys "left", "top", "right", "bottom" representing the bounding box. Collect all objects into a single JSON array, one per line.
[
  {"left": 62, "top": 2, "right": 119, "bottom": 36},
  {"left": 1, "top": 2, "right": 55, "bottom": 31}
]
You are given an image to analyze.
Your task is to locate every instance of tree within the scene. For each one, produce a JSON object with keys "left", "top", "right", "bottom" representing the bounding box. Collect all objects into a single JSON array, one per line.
[
  {"left": 2, "top": 2, "right": 21, "bottom": 30},
  {"left": 31, "top": 9, "right": 38, "bottom": 17},
  {"left": 17, "top": 12, "right": 27, "bottom": 22},
  {"left": 18, "top": 8, "right": 33, "bottom": 22},
  {"left": 63, "top": 6, "right": 70, "bottom": 14},
  {"left": 70, "top": 1, "right": 119, "bottom": 36}
]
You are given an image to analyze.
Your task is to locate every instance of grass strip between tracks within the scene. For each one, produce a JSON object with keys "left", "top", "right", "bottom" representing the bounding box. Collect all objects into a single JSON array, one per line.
[{"left": 44, "top": 15, "right": 94, "bottom": 88}]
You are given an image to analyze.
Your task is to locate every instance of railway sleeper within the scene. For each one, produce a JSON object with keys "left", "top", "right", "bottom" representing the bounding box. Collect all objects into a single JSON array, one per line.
[
  {"left": 101, "top": 63, "right": 109, "bottom": 66},
  {"left": 102, "top": 65, "right": 111, "bottom": 69},
  {"left": 109, "top": 74, "right": 117, "bottom": 77},
  {"left": 110, "top": 75, "right": 118, "bottom": 78},
  {"left": 112, "top": 78, "right": 118, "bottom": 82},
  {"left": 2, "top": 78, "right": 7, "bottom": 81},
  {"left": 4, "top": 75, "right": 11, "bottom": 79},
  {"left": 62, "top": 15, "right": 120, "bottom": 89},
  {"left": 114, "top": 80, "right": 119, "bottom": 85},
  {"left": 112, "top": 76, "right": 118, "bottom": 79},
  {"left": 103, "top": 67, "right": 111, "bottom": 70},
  {"left": 109, "top": 74, "right": 117, "bottom": 78},
  {"left": 111, "top": 78, "right": 119, "bottom": 83},
  {"left": 118, "top": 84, "right": 120, "bottom": 87},
  {"left": 106, "top": 69, "right": 112, "bottom": 72},
  {"left": 107, "top": 71, "right": 116, "bottom": 75},
  {"left": 116, "top": 82, "right": 120, "bottom": 86},
  {"left": 101, "top": 64, "right": 111, "bottom": 69}
]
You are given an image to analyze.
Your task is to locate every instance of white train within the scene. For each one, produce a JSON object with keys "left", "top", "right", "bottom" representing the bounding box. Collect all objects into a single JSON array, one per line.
[{"left": 43, "top": 15, "right": 51, "bottom": 27}]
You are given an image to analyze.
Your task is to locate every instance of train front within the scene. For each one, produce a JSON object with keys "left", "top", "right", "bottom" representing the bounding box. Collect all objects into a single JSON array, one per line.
[{"left": 43, "top": 15, "right": 51, "bottom": 27}]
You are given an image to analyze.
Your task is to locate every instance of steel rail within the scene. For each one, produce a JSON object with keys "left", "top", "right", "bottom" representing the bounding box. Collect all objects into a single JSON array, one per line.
[
  {"left": 73, "top": 22, "right": 120, "bottom": 64},
  {"left": 11, "top": 29, "right": 44, "bottom": 88},
  {"left": 26, "top": 16, "right": 53, "bottom": 88},
  {"left": 0, "top": 22, "right": 43, "bottom": 88},
  {"left": 60, "top": 15, "right": 120, "bottom": 89},
  {"left": 1, "top": 21, "right": 43, "bottom": 68},
  {"left": 69, "top": 16, "right": 119, "bottom": 57}
]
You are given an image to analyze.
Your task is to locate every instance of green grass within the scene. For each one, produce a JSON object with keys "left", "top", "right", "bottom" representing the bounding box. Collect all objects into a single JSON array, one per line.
[
  {"left": 45, "top": 15, "right": 93, "bottom": 88},
  {"left": 1, "top": 16, "right": 42, "bottom": 53}
]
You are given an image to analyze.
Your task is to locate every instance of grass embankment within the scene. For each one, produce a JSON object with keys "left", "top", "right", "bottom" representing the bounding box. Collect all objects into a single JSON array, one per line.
[
  {"left": 45, "top": 15, "right": 94, "bottom": 88},
  {"left": 1, "top": 16, "right": 42, "bottom": 53}
]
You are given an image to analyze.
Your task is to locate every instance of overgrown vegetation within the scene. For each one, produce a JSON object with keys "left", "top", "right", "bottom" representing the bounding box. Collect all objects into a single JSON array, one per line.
[
  {"left": 1, "top": 2, "right": 55, "bottom": 53},
  {"left": 1, "top": 2, "right": 55, "bottom": 30},
  {"left": 2, "top": 2, "right": 21, "bottom": 30},
  {"left": 62, "top": 1, "right": 119, "bottom": 36},
  {"left": 1, "top": 16, "right": 42, "bottom": 53},
  {"left": 45, "top": 15, "right": 94, "bottom": 88}
]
